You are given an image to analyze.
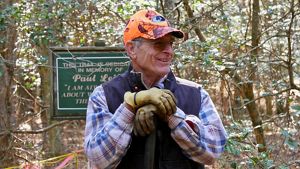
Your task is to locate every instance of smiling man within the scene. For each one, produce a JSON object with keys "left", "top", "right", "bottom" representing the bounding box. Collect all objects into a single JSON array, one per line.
[{"left": 84, "top": 9, "right": 227, "bottom": 169}]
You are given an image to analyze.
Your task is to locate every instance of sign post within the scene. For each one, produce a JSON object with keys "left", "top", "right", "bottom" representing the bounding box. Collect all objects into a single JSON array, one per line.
[{"left": 51, "top": 47, "right": 129, "bottom": 120}]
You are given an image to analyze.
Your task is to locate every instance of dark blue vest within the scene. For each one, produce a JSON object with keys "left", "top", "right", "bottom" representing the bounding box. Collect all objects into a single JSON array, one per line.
[{"left": 102, "top": 69, "right": 204, "bottom": 169}]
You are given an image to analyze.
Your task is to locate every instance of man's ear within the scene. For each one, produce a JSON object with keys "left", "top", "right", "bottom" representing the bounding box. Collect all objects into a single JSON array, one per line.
[{"left": 125, "top": 41, "right": 137, "bottom": 59}]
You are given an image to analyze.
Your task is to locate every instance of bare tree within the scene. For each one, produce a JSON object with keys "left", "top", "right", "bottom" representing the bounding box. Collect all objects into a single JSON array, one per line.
[
  {"left": 245, "top": 0, "right": 267, "bottom": 152},
  {"left": 0, "top": 0, "right": 18, "bottom": 166}
]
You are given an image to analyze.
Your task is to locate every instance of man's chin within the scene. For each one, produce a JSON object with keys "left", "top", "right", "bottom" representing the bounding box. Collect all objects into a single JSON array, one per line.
[{"left": 157, "top": 68, "right": 170, "bottom": 76}]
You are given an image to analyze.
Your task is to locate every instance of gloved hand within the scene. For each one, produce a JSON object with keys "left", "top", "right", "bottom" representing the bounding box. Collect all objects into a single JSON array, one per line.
[
  {"left": 133, "top": 104, "right": 156, "bottom": 136},
  {"left": 124, "top": 88, "right": 177, "bottom": 116}
]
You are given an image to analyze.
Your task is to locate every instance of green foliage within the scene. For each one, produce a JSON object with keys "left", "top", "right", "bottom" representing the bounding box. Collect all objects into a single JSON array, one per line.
[
  {"left": 291, "top": 105, "right": 300, "bottom": 113},
  {"left": 223, "top": 116, "right": 300, "bottom": 168},
  {"left": 1, "top": 0, "right": 299, "bottom": 167},
  {"left": 281, "top": 129, "right": 299, "bottom": 151}
]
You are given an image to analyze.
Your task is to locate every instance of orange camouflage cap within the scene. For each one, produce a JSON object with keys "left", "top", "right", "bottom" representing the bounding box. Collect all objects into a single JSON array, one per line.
[{"left": 123, "top": 9, "right": 184, "bottom": 45}]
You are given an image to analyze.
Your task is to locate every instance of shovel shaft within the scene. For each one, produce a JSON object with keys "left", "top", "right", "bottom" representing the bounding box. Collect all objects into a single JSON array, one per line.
[{"left": 144, "top": 117, "right": 157, "bottom": 169}]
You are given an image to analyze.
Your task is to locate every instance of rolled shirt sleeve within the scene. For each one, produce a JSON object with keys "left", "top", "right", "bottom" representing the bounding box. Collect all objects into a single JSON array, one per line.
[{"left": 168, "top": 88, "right": 227, "bottom": 165}]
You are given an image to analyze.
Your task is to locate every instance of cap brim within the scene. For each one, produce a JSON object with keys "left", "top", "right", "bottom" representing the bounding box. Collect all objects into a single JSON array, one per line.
[
  {"left": 150, "top": 27, "right": 184, "bottom": 40},
  {"left": 170, "top": 29, "right": 184, "bottom": 38}
]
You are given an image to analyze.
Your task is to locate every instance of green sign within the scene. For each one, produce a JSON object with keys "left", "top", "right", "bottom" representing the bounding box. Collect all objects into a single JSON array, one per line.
[{"left": 51, "top": 47, "right": 130, "bottom": 120}]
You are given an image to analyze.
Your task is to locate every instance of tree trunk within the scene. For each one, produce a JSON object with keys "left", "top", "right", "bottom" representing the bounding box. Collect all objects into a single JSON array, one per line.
[
  {"left": 0, "top": 0, "right": 17, "bottom": 166},
  {"left": 247, "top": 0, "right": 266, "bottom": 152},
  {"left": 37, "top": 43, "right": 65, "bottom": 157},
  {"left": 38, "top": 1, "right": 65, "bottom": 157},
  {"left": 265, "top": 95, "right": 273, "bottom": 117},
  {"left": 244, "top": 83, "right": 266, "bottom": 152}
]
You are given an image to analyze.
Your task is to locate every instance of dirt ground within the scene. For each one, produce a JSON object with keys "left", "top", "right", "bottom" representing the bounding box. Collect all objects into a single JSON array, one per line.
[{"left": 7, "top": 116, "right": 300, "bottom": 169}]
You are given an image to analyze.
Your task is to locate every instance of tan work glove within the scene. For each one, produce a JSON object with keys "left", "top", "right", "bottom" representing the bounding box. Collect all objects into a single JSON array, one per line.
[
  {"left": 124, "top": 87, "right": 177, "bottom": 116},
  {"left": 133, "top": 104, "right": 156, "bottom": 136}
]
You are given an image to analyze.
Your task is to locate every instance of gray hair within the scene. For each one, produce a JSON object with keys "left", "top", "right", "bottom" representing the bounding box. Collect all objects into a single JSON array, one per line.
[{"left": 131, "top": 37, "right": 145, "bottom": 47}]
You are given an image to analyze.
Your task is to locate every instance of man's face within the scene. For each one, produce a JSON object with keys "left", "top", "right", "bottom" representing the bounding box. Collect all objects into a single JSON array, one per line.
[{"left": 132, "top": 34, "right": 175, "bottom": 78}]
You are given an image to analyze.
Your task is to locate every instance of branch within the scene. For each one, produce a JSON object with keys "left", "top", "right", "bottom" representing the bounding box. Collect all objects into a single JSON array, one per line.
[
  {"left": 13, "top": 78, "right": 48, "bottom": 109},
  {"left": 262, "top": 112, "right": 289, "bottom": 125},
  {"left": 14, "top": 147, "right": 36, "bottom": 158},
  {"left": 234, "top": 88, "right": 292, "bottom": 110},
  {"left": 104, "top": 6, "right": 126, "bottom": 24},
  {"left": 14, "top": 153, "right": 32, "bottom": 163},
  {"left": 288, "top": 160, "right": 300, "bottom": 166},
  {"left": 173, "top": 0, "right": 183, "bottom": 27},
  {"left": 286, "top": 0, "right": 300, "bottom": 91},
  {"left": 0, "top": 121, "right": 69, "bottom": 135},
  {"left": 15, "top": 121, "right": 69, "bottom": 134},
  {"left": 159, "top": 0, "right": 165, "bottom": 15},
  {"left": 182, "top": 0, "right": 206, "bottom": 42}
]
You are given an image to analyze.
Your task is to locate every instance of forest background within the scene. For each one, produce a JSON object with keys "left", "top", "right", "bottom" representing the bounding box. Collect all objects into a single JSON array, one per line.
[{"left": 0, "top": 0, "right": 300, "bottom": 168}]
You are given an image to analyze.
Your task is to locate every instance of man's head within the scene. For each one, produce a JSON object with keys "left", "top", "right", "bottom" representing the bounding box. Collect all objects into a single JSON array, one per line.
[
  {"left": 123, "top": 9, "right": 184, "bottom": 81},
  {"left": 123, "top": 9, "right": 184, "bottom": 45}
]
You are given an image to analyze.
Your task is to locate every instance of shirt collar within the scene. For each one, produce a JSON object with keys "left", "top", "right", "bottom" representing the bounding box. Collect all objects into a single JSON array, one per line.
[{"left": 130, "top": 69, "right": 167, "bottom": 89}]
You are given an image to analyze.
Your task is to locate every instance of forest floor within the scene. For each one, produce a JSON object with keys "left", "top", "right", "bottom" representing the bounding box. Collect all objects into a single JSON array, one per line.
[
  {"left": 6, "top": 117, "right": 300, "bottom": 169},
  {"left": 58, "top": 118, "right": 300, "bottom": 169}
]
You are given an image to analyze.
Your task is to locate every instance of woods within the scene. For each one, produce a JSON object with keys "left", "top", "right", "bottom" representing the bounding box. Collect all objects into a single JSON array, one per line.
[{"left": 0, "top": 0, "right": 299, "bottom": 168}]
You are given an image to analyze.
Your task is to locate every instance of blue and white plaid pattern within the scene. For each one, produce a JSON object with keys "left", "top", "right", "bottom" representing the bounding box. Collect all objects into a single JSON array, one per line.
[{"left": 84, "top": 85, "right": 227, "bottom": 168}]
